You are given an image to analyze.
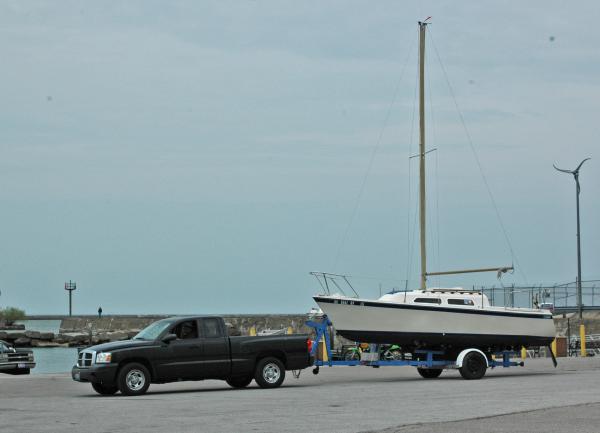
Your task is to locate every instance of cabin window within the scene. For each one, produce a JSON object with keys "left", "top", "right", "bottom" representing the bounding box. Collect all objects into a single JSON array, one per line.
[
  {"left": 448, "top": 298, "right": 475, "bottom": 306},
  {"left": 413, "top": 298, "right": 441, "bottom": 304},
  {"left": 202, "top": 318, "right": 222, "bottom": 338},
  {"left": 172, "top": 320, "right": 199, "bottom": 340}
]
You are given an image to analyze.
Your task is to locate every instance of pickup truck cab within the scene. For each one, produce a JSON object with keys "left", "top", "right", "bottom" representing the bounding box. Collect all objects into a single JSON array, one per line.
[
  {"left": 0, "top": 340, "right": 35, "bottom": 375},
  {"left": 72, "top": 316, "right": 313, "bottom": 396}
]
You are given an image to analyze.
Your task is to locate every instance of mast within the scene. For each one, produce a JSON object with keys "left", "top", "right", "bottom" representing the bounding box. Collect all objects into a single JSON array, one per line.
[{"left": 418, "top": 21, "right": 428, "bottom": 290}]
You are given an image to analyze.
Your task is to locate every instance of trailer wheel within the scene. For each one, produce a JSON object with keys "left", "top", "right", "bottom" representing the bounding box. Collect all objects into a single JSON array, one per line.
[
  {"left": 417, "top": 368, "right": 443, "bottom": 379},
  {"left": 254, "top": 357, "right": 285, "bottom": 388},
  {"left": 226, "top": 375, "right": 253, "bottom": 388},
  {"left": 459, "top": 351, "right": 487, "bottom": 380}
]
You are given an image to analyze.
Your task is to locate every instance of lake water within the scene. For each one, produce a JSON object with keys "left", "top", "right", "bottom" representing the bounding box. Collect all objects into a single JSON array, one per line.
[
  {"left": 31, "top": 347, "right": 79, "bottom": 374},
  {"left": 14, "top": 319, "right": 62, "bottom": 334},
  {"left": 13, "top": 320, "right": 76, "bottom": 374}
]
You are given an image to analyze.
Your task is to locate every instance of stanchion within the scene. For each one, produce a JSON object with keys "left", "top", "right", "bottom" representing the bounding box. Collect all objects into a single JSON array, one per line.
[{"left": 580, "top": 324, "right": 587, "bottom": 357}]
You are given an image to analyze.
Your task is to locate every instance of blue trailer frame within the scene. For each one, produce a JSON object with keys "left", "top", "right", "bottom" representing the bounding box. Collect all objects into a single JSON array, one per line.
[{"left": 306, "top": 315, "right": 524, "bottom": 373}]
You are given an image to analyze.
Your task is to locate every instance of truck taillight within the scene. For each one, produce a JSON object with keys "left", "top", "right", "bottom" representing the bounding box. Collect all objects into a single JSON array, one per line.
[{"left": 307, "top": 338, "right": 313, "bottom": 353}]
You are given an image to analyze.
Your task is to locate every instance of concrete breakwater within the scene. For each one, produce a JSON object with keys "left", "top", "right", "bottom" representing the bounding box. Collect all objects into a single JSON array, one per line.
[{"left": 1, "top": 314, "right": 314, "bottom": 347}]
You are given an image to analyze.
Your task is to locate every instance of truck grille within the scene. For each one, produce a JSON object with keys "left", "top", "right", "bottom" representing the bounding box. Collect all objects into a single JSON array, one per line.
[
  {"left": 7, "top": 353, "right": 31, "bottom": 362},
  {"left": 77, "top": 351, "right": 94, "bottom": 367}
]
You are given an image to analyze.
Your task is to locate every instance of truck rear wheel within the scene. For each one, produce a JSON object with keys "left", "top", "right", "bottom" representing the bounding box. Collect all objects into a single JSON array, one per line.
[
  {"left": 226, "top": 375, "right": 253, "bottom": 388},
  {"left": 92, "top": 382, "right": 119, "bottom": 395},
  {"left": 117, "top": 362, "right": 151, "bottom": 396},
  {"left": 254, "top": 357, "right": 285, "bottom": 388},
  {"left": 417, "top": 368, "right": 443, "bottom": 379},
  {"left": 459, "top": 351, "right": 487, "bottom": 380}
]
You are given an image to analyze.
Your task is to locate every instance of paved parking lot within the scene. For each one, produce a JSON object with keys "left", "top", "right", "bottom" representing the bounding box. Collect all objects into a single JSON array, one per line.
[{"left": 1, "top": 357, "right": 599, "bottom": 433}]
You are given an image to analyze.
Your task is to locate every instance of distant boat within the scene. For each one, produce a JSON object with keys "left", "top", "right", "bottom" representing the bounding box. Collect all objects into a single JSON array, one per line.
[{"left": 313, "top": 21, "right": 556, "bottom": 353}]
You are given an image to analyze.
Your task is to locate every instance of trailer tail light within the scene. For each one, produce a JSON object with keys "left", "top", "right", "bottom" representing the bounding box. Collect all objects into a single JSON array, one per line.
[{"left": 307, "top": 338, "right": 313, "bottom": 353}]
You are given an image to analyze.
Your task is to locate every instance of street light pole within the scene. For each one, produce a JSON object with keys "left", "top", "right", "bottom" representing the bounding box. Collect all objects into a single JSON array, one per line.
[
  {"left": 554, "top": 158, "right": 590, "bottom": 358},
  {"left": 554, "top": 158, "right": 590, "bottom": 320}
]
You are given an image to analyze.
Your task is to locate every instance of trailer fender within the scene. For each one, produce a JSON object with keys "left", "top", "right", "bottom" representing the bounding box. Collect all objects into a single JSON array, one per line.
[{"left": 455, "top": 348, "right": 489, "bottom": 368}]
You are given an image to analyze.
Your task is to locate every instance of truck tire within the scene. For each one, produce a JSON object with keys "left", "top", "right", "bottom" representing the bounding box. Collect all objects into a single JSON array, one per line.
[
  {"left": 226, "top": 376, "right": 253, "bottom": 388},
  {"left": 92, "top": 382, "right": 119, "bottom": 395},
  {"left": 459, "top": 351, "right": 487, "bottom": 380},
  {"left": 417, "top": 368, "right": 443, "bottom": 379},
  {"left": 117, "top": 362, "right": 151, "bottom": 396},
  {"left": 254, "top": 357, "right": 285, "bottom": 388}
]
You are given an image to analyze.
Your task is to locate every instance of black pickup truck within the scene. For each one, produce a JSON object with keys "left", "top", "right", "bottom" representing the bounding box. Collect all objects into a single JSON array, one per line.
[
  {"left": 0, "top": 340, "right": 35, "bottom": 374},
  {"left": 72, "top": 316, "right": 313, "bottom": 396}
]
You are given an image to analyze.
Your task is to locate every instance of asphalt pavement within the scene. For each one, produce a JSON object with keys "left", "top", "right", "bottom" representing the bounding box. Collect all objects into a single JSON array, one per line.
[{"left": 1, "top": 357, "right": 599, "bottom": 433}]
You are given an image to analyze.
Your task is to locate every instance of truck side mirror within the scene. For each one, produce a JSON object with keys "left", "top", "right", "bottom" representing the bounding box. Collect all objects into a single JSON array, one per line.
[{"left": 162, "top": 334, "right": 177, "bottom": 344}]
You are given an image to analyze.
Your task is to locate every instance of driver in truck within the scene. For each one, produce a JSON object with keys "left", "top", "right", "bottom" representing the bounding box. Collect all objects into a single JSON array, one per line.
[{"left": 175, "top": 321, "right": 197, "bottom": 339}]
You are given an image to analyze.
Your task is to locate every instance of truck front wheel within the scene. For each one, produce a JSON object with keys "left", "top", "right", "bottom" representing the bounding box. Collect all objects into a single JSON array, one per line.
[
  {"left": 254, "top": 357, "right": 285, "bottom": 388},
  {"left": 226, "top": 375, "right": 253, "bottom": 388},
  {"left": 117, "top": 362, "right": 151, "bottom": 396},
  {"left": 92, "top": 382, "right": 119, "bottom": 395}
]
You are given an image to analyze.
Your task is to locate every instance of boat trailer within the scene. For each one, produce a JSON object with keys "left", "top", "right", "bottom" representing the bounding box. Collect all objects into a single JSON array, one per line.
[{"left": 306, "top": 315, "right": 531, "bottom": 379}]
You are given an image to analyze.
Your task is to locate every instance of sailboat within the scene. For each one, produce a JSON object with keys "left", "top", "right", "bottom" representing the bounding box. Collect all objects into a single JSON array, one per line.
[{"left": 313, "top": 21, "right": 556, "bottom": 353}]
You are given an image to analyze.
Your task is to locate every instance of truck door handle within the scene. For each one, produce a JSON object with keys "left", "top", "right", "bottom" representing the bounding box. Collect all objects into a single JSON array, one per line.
[{"left": 189, "top": 345, "right": 201, "bottom": 349}]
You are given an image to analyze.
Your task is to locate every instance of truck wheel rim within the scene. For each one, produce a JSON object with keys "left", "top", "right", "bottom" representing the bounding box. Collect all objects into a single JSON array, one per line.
[
  {"left": 126, "top": 369, "right": 145, "bottom": 391},
  {"left": 263, "top": 363, "right": 281, "bottom": 384}
]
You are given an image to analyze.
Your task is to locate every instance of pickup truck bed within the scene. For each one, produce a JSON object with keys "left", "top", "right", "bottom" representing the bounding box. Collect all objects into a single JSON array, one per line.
[{"left": 72, "top": 316, "right": 313, "bottom": 395}]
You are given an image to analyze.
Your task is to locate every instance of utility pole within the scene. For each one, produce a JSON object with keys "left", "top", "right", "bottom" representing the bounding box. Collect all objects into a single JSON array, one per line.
[
  {"left": 64, "top": 280, "right": 77, "bottom": 317},
  {"left": 554, "top": 158, "right": 590, "bottom": 357}
]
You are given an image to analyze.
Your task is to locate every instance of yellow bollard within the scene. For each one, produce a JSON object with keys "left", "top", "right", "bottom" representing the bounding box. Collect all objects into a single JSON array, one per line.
[
  {"left": 318, "top": 337, "right": 328, "bottom": 362},
  {"left": 521, "top": 346, "right": 527, "bottom": 361},
  {"left": 551, "top": 339, "right": 557, "bottom": 357},
  {"left": 580, "top": 324, "right": 587, "bottom": 357},
  {"left": 287, "top": 326, "right": 293, "bottom": 335},
  {"left": 249, "top": 326, "right": 256, "bottom": 336}
]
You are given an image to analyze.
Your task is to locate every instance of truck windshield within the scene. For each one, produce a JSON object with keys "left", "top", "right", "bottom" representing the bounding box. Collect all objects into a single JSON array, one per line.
[{"left": 133, "top": 320, "right": 174, "bottom": 341}]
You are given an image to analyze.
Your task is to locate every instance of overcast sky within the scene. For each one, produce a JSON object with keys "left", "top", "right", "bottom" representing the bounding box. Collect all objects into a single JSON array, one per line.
[{"left": 1, "top": 1, "right": 598, "bottom": 315}]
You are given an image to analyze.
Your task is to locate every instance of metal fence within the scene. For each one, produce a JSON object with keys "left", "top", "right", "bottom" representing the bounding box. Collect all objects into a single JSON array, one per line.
[{"left": 477, "top": 280, "right": 600, "bottom": 311}]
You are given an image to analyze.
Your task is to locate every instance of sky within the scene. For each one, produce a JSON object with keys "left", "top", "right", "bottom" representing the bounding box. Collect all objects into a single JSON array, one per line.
[{"left": 0, "top": 1, "right": 598, "bottom": 315}]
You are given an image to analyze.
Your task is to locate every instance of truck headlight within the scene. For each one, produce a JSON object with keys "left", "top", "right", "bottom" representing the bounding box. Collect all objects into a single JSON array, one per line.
[
  {"left": 0, "top": 354, "right": 7, "bottom": 362},
  {"left": 95, "top": 352, "right": 112, "bottom": 364},
  {"left": 28, "top": 353, "right": 34, "bottom": 361}
]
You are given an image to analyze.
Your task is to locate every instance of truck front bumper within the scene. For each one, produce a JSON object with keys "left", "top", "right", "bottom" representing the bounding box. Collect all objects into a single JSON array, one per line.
[
  {"left": 0, "top": 362, "right": 36, "bottom": 372},
  {"left": 72, "top": 364, "right": 119, "bottom": 385}
]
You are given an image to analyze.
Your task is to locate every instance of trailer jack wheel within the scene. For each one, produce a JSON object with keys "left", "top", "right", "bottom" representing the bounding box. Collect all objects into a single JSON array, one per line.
[{"left": 312, "top": 367, "right": 320, "bottom": 375}]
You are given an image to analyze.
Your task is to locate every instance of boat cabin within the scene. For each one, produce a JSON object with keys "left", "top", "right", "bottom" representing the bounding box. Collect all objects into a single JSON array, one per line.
[{"left": 378, "top": 288, "right": 491, "bottom": 308}]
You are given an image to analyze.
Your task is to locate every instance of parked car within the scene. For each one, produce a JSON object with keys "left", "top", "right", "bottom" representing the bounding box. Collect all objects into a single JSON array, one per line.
[
  {"left": 72, "top": 316, "right": 313, "bottom": 396},
  {"left": 0, "top": 340, "right": 35, "bottom": 374}
]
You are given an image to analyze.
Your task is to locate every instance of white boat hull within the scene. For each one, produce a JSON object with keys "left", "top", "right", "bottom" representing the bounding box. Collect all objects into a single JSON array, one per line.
[{"left": 314, "top": 296, "right": 556, "bottom": 349}]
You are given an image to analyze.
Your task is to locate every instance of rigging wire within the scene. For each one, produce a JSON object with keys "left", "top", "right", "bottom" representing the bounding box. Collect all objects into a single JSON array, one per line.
[
  {"left": 332, "top": 31, "right": 417, "bottom": 272},
  {"left": 435, "top": 150, "right": 441, "bottom": 288},
  {"left": 425, "top": 43, "right": 442, "bottom": 289},
  {"left": 427, "top": 28, "right": 528, "bottom": 285}
]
